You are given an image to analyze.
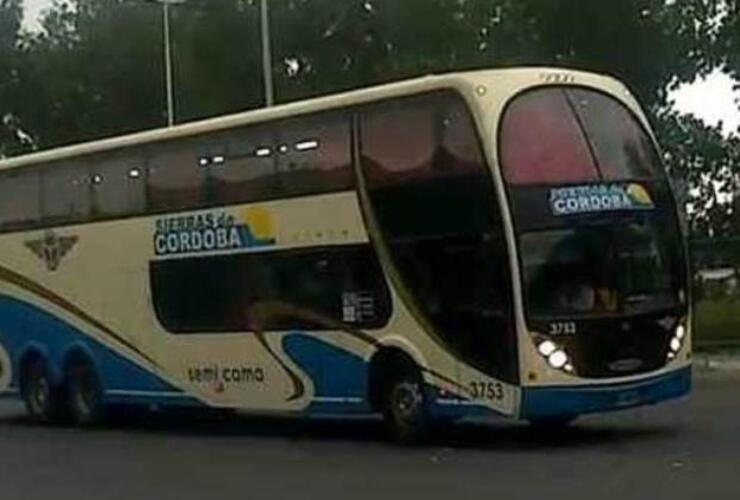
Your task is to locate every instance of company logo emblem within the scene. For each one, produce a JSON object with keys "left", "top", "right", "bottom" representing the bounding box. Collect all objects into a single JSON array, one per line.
[
  {"left": 609, "top": 358, "right": 644, "bottom": 373},
  {"left": 25, "top": 231, "right": 79, "bottom": 271},
  {"left": 550, "top": 183, "right": 655, "bottom": 216}
]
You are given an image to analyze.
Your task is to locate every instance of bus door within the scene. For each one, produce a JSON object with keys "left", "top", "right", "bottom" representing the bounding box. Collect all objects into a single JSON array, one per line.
[{"left": 356, "top": 91, "right": 519, "bottom": 408}]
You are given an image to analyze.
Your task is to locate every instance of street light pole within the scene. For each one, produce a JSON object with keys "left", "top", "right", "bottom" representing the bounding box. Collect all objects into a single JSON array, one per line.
[
  {"left": 260, "top": 0, "right": 275, "bottom": 107},
  {"left": 146, "top": 0, "right": 185, "bottom": 127},
  {"left": 162, "top": 0, "right": 175, "bottom": 126},
  {"left": 148, "top": 0, "right": 273, "bottom": 116}
]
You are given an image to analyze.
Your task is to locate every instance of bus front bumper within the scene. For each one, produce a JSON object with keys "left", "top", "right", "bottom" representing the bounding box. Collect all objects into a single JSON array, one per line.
[{"left": 519, "top": 366, "right": 691, "bottom": 421}]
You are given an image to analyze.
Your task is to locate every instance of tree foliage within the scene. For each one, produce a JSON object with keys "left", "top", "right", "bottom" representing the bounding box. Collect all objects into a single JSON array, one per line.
[
  {"left": 0, "top": 0, "right": 24, "bottom": 157},
  {"left": 655, "top": 109, "right": 740, "bottom": 238},
  {"left": 273, "top": 0, "right": 722, "bottom": 109}
]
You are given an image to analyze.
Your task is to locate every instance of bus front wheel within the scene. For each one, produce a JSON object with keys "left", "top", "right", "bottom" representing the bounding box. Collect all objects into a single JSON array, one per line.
[
  {"left": 66, "top": 357, "right": 104, "bottom": 426},
  {"left": 383, "top": 369, "right": 430, "bottom": 445},
  {"left": 21, "top": 356, "right": 67, "bottom": 424}
]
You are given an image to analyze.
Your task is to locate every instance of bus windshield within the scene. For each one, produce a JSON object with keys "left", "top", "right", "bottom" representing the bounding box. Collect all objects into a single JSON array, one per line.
[
  {"left": 521, "top": 219, "right": 681, "bottom": 319},
  {"left": 500, "top": 86, "right": 686, "bottom": 322}
]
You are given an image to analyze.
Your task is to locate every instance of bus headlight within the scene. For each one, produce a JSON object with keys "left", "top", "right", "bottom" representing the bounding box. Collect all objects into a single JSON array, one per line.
[
  {"left": 667, "top": 323, "right": 687, "bottom": 360},
  {"left": 548, "top": 350, "right": 569, "bottom": 369},
  {"left": 675, "top": 325, "right": 686, "bottom": 341},
  {"left": 536, "top": 339, "right": 575, "bottom": 374},
  {"left": 538, "top": 340, "right": 557, "bottom": 357},
  {"left": 670, "top": 338, "right": 682, "bottom": 353}
]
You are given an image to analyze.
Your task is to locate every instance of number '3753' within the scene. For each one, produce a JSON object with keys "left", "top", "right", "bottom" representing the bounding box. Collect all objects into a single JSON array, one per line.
[{"left": 469, "top": 381, "right": 504, "bottom": 401}]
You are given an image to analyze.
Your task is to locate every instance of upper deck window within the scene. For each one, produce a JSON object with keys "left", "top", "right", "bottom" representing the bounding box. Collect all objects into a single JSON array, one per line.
[
  {"left": 568, "top": 89, "right": 660, "bottom": 180},
  {"left": 500, "top": 88, "right": 661, "bottom": 186}
]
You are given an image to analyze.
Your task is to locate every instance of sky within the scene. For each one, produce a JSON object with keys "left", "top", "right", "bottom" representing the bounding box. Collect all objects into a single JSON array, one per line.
[
  {"left": 672, "top": 69, "right": 740, "bottom": 136},
  {"left": 20, "top": 0, "right": 740, "bottom": 136},
  {"left": 23, "top": 0, "right": 47, "bottom": 32}
]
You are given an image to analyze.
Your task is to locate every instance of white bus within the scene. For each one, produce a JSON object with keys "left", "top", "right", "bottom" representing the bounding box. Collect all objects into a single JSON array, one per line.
[{"left": 0, "top": 68, "right": 691, "bottom": 442}]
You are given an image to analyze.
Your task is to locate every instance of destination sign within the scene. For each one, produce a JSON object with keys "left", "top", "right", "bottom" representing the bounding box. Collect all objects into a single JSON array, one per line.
[{"left": 549, "top": 183, "right": 655, "bottom": 216}]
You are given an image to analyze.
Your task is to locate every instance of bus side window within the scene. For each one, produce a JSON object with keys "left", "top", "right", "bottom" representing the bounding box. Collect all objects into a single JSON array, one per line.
[
  {"left": 150, "top": 245, "right": 391, "bottom": 333},
  {"left": 0, "top": 169, "right": 41, "bottom": 231},
  {"left": 275, "top": 112, "right": 353, "bottom": 197},
  {"left": 203, "top": 125, "right": 280, "bottom": 205},
  {"left": 40, "top": 161, "right": 90, "bottom": 225},
  {"left": 90, "top": 153, "right": 146, "bottom": 218},
  {"left": 147, "top": 138, "right": 209, "bottom": 213}
]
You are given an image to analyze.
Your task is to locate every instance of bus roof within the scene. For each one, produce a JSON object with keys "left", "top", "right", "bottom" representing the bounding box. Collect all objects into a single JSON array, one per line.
[{"left": 0, "top": 67, "right": 627, "bottom": 171}]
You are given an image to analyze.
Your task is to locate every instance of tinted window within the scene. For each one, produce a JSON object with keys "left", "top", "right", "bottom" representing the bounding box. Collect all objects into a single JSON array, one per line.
[
  {"left": 150, "top": 245, "right": 391, "bottom": 333},
  {"left": 361, "top": 93, "right": 496, "bottom": 236},
  {"left": 360, "top": 91, "right": 518, "bottom": 383},
  {"left": 500, "top": 87, "right": 661, "bottom": 186},
  {"left": 41, "top": 161, "right": 91, "bottom": 224},
  {"left": 202, "top": 126, "right": 279, "bottom": 205},
  {"left": 275, "top": 112, "right": 353, "bottom": 196},
  {"left": 147, "top": 138, "right": 209, "bottom": 213},
  {"left": 522, "top": 221, "right": 680, "bottom": 319},
  {"left": 568, "top": 89, "right": 660, "bottom": 180},
  {"left": 0, "top": 111, "right": 356, "bottom": 233},
  {"left": 148, "top": 112, "right": 353, "bottom": 214},
  {"left": 91, "top": 152, "right": 147, "bottom": 217},
  {"left": 500, "top": 89, "right": 598, "bottom": 186},
  {"left": 0, "top": 169, "right": 40, "bottom": 229}
]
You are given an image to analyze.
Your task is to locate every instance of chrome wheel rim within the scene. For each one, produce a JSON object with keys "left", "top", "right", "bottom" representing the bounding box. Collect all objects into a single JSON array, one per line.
[
  {"left": 394, "top": 382, "right": 423, "bottom": 422},
  {"left": 30, "top": 375, "right": 49, "bottom": 415},
  {"left": 72, "top": 367, "right": 96, "bottom": 417}
]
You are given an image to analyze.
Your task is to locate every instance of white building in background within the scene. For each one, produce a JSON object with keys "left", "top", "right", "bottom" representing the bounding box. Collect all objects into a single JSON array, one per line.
[{"left": 697, "top": 268, "right": 738, "bottom": 296}]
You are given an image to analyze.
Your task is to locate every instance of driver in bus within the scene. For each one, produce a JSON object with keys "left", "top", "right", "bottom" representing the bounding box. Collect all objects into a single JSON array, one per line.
[{"left": 556, "top": 234, "right": 619, "bottom": 314}]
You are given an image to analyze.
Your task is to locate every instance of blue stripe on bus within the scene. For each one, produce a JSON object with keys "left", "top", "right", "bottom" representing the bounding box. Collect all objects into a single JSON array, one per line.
[
  {"left": 281, "top": 333, "right": 507, "bottom": 419},
  {"left": 282, "top": 333, "right": 371, "bottom": 413},
  {"left": 0, "top": 295, "right": 185, "bottom": 402},
  {"left": 520, "top": 367, "right": 691, "bottom": 420}
]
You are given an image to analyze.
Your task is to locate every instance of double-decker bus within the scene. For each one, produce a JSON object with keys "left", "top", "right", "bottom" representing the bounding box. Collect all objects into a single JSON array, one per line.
[{"left": 0, "top": 68, "right": 690, "bottom": 442}]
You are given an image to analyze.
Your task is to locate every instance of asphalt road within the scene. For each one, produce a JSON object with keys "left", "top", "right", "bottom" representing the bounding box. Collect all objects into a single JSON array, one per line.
[{"left": 0, "top": 371, "right": 737, "bottom": 500}]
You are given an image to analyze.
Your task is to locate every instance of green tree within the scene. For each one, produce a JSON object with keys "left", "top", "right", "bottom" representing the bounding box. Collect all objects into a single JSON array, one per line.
[
  {"left": 12, "top": 0, "right": 264, "bottom": 149},
  {"left": 655, "top": 110, "right": 740, "bottom": 239},
  {"left": 272, "top": 0, "right": 722, "bottom": 109},
  {"left": 0, "top": 0, "right": 27, "bottom": 157},
  {"left": 716, "top": 0, "right": 740, "bottom": 110},
  {"left": 14, "top": 0, "right": 165, "bottom": 148},
  {"left": 169, "top": 0, "right": 263, "bottom": 122}
]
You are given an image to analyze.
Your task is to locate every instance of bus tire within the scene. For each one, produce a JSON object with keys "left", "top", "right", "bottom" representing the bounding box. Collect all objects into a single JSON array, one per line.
[
  {"left": 20, "top": 356, "right": 67, "bottom": 424},
  {"left": 66, "top": 356, "right": 105, "bottom": 426},
  {"left": 382, "top": 367, "right": 430, "bottom": 445}
]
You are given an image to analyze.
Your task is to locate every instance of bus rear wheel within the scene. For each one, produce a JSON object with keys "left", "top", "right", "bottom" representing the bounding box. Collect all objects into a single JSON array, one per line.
[
  {"left": 383, "top": 369, "right": 430, "bottom": 445},
  {"left": 66, "top": 357, "right": 104, "bottom": 426},
  {"left": 21, "top": 357, "right": 66, "bottom": 424}
]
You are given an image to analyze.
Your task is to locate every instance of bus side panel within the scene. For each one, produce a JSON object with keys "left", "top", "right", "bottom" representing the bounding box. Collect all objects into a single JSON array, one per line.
[
  {"left": 0, "top": 292, "right": 203, "bottom": 405},
  {"left": 282, "top": 333, "right": 372, "bottom": 414}
]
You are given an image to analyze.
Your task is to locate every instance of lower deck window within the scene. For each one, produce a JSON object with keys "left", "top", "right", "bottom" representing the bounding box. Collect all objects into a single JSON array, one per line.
[{"left": 150, "top": 245, "right": 392, "bottom": 333}]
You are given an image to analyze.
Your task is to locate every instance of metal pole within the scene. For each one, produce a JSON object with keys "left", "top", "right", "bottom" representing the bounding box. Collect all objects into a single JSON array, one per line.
[
  {"left": 260, "top": 0, "right": 275, "bottom": 107},
  {"left": 163, "top": 1, "right": 175, "bottom": 126}
]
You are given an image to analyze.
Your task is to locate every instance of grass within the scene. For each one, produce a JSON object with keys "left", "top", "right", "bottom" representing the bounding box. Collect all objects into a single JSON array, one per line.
[{"left": 694, "top": 298, "right": 740, "bottom": 346}]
